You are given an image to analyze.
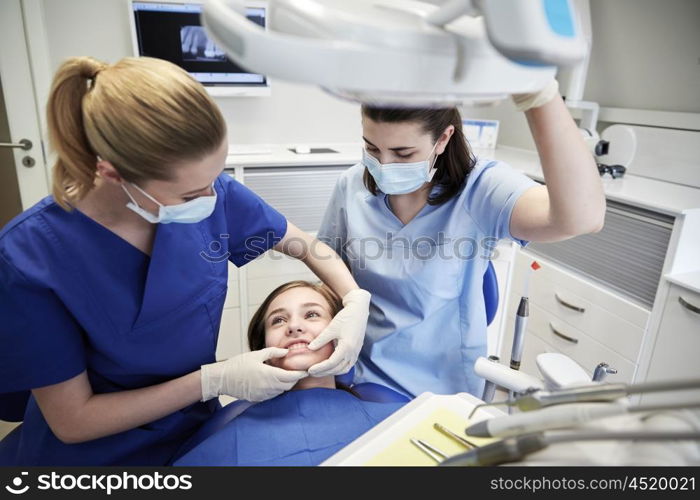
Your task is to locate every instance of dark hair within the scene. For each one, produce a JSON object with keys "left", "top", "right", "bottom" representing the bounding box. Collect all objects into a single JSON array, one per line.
[{"left": 361, "top": 106, "right": 476, "bottom": 205}]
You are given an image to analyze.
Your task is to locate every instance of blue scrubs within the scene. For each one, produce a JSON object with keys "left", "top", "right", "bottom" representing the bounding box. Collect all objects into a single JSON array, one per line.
[
  {"left": 317, "top": 159, "right": 537, "bottom": 398},
  {"left": 0, "top": 174, "right": 287, "bottom": 465},
  {"left": 173, "top": 388, "right": 404, "bottom": 466}
]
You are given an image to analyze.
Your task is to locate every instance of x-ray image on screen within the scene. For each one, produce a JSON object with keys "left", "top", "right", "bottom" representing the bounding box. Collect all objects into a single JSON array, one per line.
[
  {"left": 180, "top": 26, "right": 226, "bottom": 61},
  {"left": 132, "top": 2, "right": 267, "bottom": 87}
]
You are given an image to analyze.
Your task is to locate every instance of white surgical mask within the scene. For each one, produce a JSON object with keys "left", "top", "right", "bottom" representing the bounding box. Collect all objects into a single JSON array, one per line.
[
  {"left": 122, "top": 182, "right": 217, "bottom": 224},
  {"left": 363, "top": 142, "right": 439, "bottom": 195}
]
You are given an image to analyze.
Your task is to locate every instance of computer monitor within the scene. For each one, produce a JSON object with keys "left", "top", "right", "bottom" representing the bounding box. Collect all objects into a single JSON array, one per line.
[{"left": 129, "top": 1, "right": 270, "bottom": 97}]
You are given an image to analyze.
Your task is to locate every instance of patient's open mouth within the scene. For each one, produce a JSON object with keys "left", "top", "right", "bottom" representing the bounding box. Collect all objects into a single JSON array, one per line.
[{"left": 286, "top": 341, "right": 309, "bottom": 351}]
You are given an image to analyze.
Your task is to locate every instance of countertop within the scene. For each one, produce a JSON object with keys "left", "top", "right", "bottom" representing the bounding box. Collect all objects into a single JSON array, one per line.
[
  {"left": 225, "top": 142, "right": 362, "bottom": 168},
  {"left": 225, "top": 143, "right": 700, "bottom": 216},
  {"left": 666, "top": 271, "right": 700, "bottom": 295}
]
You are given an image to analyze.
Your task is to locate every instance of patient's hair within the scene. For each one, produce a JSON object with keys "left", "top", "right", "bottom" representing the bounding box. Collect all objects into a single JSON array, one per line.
[
  {"left": 247, "top": 280, "right": 342, "bottom": 351},
  {"left": 47, "top": 56, "right": 226, "bottom": 209},
  {"left": 360, "top": 106, "right": 476, "bottom": 206}
]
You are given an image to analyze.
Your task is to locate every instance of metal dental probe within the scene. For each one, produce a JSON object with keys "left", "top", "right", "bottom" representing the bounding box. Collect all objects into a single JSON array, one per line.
[
  {"left": 433, "top": 423, "right": 479, "bottom": 448},
  {"left": 410, "top": 438, "right": 448, "bottom": 463}
]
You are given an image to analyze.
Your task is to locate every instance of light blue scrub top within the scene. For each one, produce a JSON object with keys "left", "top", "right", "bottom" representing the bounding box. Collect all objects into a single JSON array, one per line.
[{"left": 317, "top": 159, "right": 537, "bottom": 398}]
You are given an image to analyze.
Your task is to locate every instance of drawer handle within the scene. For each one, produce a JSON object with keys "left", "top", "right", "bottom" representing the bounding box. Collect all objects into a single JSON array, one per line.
[
  {"left": 549, "top": 322, "right": 579, "bottom": 344},
  {"left": 555, "top": 293, "right": 586, "bottom": 313},
  {"left": 679, "top": 296, "right": 700, "bottom": 315}
]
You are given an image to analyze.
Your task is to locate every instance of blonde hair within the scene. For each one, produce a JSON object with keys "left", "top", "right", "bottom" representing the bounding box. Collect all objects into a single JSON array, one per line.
[{"left": 47, "top": 56, "right": 227, "bottom": 209}]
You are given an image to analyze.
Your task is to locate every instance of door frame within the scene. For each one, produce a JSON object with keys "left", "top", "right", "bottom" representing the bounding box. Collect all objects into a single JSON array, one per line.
[{"left": 0, "top": 0, "right": 52, "bottom": 209}]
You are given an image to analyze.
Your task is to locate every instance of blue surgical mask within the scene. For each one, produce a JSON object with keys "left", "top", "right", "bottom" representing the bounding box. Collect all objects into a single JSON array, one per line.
[
  {"left": 122, "top": 182, "right": 217, "bottom": 224},
  {"left": 363, "top": 142, "right": 439, "bottom": 195}
]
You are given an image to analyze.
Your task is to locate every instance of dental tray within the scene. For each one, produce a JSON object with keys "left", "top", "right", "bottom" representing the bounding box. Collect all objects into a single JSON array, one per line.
[{"left": 321, "top": 392, "right": 505, "bottom": 466}]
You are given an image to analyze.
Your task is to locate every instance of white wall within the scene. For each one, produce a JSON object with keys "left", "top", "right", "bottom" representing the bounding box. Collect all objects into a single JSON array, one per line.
[
  {"left": 41, "top": 0, "right": 362, "bottom": 145},
  {"left": 462, "top": 0, "right": 700, "bottom": 149},
  {"left": 585, "top": 0, "right": 700, "bottom": 114},
  {"left": 39, "top": 0, "right": 700, "bottom": 150}
]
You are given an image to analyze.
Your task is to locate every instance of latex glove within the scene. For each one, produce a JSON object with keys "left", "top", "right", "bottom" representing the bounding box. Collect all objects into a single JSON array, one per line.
[
  {"left": 200, "top": 348, "right": 307, "bottom": 402},
  {"left": 306, "top": 288, "right": 371, "bottom": 377},
  {"left": 512, "top": 79, "right": 560, "bottom": 112}
]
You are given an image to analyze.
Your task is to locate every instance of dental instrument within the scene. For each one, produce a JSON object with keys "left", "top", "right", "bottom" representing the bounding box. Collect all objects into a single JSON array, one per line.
[
  {"left": 480, "top": 355, "right": 499, "bottom": 403},
  {"left": 466, "top": 400, "right": 700, "bottom": 438},
  {"left": 474, "top": 356, "right": 545, "bottom": 396},
  {"left": 439, "top": 430, "right": 700, "bottom": 466},
  {"left": 433, "top": 423, "right": 478, "bottom": 448},
  {"left": 469, "top": 378, "right": 700, "bottom": 418},
  {"left": 510, "top": 261, "right": 539, "bottom": 371},
  {"left": 536, "top": 352, "right": 592, "bottom": 390},
  {"left": 592, "top": 362, "right": 617, "bottom": 382},
  {"left": 201, "top": 0, "right": 587, "bottom": 106},
  {"left": 410, "top": 438, "right": 447, "bottom": 463}
]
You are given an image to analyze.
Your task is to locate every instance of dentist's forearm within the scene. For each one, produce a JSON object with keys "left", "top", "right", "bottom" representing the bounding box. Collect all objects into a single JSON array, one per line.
[
  {"left": 274, "top": 222, "right": 359, "bottom": 297},
  {"left": 304, "top": 238, "right": 359, "bottom": 297},
  {"left": 33, "top": 369, "right": 204, "bottom": 444},
  {"left": 525, "top": 95, "right": 606, "bottom": 235}
]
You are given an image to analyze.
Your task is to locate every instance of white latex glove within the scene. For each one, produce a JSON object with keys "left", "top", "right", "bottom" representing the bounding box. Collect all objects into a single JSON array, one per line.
[
  {"left": 512, "top": 79, "right": 560, "bottom": 112},
  {"left": 306, "top": 288, "right": 371, "bottom": 377},
  {"left": 200, "top": 347, "right": 307, "bottom": 402}
]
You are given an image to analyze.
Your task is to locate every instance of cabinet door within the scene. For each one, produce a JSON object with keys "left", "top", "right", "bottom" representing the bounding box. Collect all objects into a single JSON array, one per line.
[
  {"left": 243, "top": 165, "right": 351, "bottom": 232},
  {"left": 642, "top": 284, "right": 700, "bottom": 404}
]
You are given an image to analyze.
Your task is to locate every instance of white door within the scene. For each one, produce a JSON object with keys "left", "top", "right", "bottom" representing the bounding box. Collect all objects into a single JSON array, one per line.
[{"left": 0, "top": 0, "right": 50, "bottom": 228}]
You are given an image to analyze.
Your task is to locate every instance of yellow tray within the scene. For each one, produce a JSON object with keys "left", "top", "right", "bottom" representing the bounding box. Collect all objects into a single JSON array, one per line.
[{"left": 322, "top": 392, "right": 504, "bottom": 466}]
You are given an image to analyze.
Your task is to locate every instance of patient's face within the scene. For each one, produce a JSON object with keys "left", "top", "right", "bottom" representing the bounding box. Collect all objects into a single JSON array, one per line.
[{"left": 264, "top": 287, "right": 335, "bottom": 371}]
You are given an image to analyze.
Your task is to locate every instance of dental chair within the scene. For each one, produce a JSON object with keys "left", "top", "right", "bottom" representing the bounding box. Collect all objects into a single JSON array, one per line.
[{"left": 171, "top": 262, "right": 500, "bottom": 461}]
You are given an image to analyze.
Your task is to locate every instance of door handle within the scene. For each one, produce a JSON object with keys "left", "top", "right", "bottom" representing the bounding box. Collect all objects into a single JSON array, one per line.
[
  {"left": 0, "top": 139, "right": 32, "bottom": 151},
  {"left": 679, "top": 296, "right": 700, "bottom": 315}
]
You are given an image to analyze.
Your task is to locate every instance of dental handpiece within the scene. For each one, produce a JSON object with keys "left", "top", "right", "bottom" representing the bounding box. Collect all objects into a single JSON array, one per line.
[
  {"left": 466, "top": 399, "right": 700, "bottom": 438},
  {"left": 468, "top": 378, "right": 700, "bottom": 419},
  {"left": 514, "top": 378, "right": 700, "bottom": 412},
  {"left": 439, "top": 430, "right": 700, "bottom": 467},
  {"left": 509, "top": 297, "right": 529, "bottom": 371},
  {"left": 467, "top": 402, "right": 628, "bottom": 438}
]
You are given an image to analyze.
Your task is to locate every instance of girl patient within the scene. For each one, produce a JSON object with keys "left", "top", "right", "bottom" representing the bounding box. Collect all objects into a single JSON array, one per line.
[{"left": 172, "top": 281, "right": 406, "bottom": 466}]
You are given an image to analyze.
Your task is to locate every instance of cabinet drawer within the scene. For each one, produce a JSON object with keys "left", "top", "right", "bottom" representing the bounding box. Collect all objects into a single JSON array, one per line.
[
  {"left": 514, "top": 251, "right": 649, "bottom": 327},
  {"left": 524, "top": 302, "right": 636, "bottom": 384},
  {"left": 511, "top": 252, "right": 648, "bottom": 362},
  {"left": 642, "top": 284, "right": 700, "bottom": 404}
]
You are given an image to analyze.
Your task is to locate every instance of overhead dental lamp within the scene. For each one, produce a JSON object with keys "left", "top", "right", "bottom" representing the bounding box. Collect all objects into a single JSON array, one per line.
[{"left": 201, "top": 0, "right": 588, "bottom": 106}]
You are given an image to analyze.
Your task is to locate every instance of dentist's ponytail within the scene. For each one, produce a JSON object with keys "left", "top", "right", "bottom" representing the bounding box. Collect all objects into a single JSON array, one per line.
[
  {"left": 47, "top": 56, "right": 107, "bottom": 209},
  {"left": 47, "top": 56, "right": 227, "bottom": 210}
]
